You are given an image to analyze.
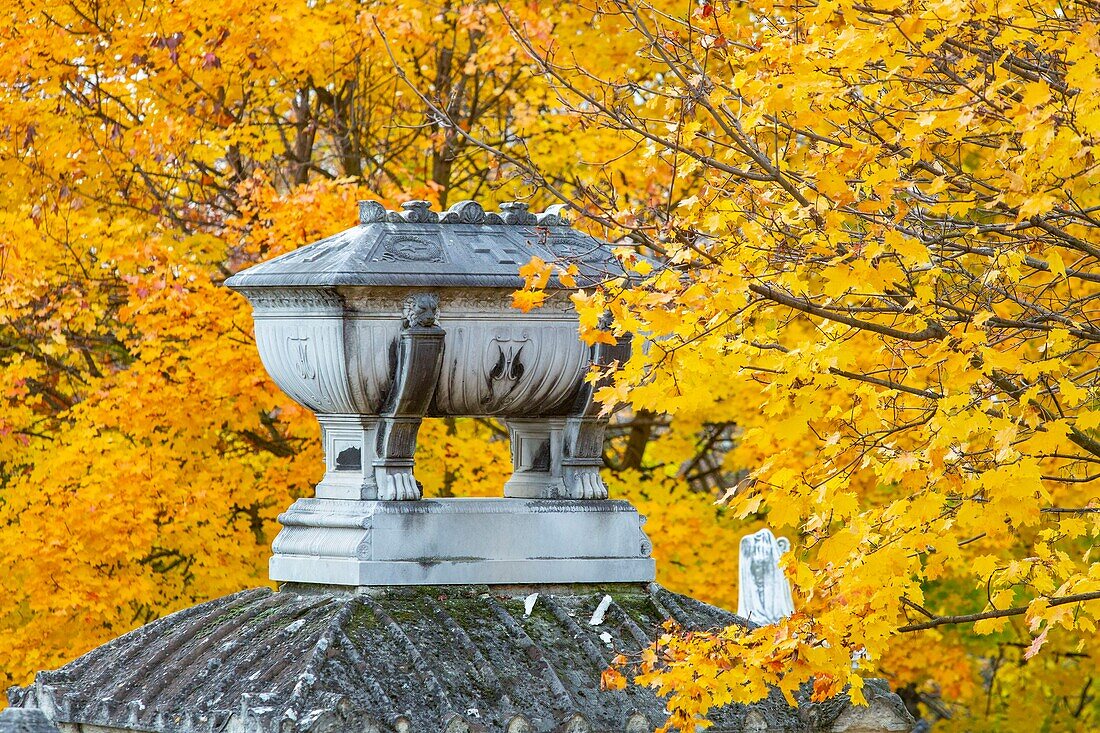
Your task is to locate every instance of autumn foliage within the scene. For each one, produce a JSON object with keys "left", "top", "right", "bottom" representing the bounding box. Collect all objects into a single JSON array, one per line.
[{"left": 2, "top": 0, "right": 1099, "bottom": 731}]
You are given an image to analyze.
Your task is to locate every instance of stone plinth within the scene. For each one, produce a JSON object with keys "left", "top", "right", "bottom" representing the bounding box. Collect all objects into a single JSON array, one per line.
[{"left": 270, "top": 498, "right": 656, "bottom": 586}]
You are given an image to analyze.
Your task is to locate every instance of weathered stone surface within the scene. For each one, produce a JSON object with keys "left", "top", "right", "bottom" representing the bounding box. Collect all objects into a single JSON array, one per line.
[
  {"left": 8, "top": 585, "right": 913, "bottom": 733},
  {"left": 0, "top": 708, "right": 60, "bottom": 733},
  {"left": 828, "top": 687, "right": 914, "bottom": 733},
  {"left": 270, "top": 498, "right": 655, "bottom": 586}
]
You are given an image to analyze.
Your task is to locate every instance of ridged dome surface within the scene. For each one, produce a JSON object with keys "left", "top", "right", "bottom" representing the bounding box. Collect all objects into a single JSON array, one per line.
[{"left": 7, "top": 584, "right": 912, "bottom": 733}]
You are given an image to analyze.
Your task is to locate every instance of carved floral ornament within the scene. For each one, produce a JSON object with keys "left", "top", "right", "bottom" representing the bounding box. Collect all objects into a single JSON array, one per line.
[{"left": 357, "top": 199, "right": 572, "bottom": 227}]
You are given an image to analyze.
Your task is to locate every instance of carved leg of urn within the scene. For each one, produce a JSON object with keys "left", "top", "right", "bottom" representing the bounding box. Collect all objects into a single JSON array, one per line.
[
  {"left": 374, "top": 295, "right": 445, "bottom": 500},
  {"left": 558, "top": 323, "right": 632, "bottom": 500},
  {"left": 559, "top": 417, "right": 609, "bottom": 499}
]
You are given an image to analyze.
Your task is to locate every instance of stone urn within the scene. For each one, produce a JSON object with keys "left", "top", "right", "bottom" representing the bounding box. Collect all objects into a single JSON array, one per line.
[{"left": 226, "top": 199, "right": 653, "bottom": 586}]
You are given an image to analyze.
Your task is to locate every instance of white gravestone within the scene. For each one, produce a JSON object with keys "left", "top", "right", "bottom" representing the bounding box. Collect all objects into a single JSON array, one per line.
[{"left": 737, "top": 528, "right": 796, "bottom": 624}]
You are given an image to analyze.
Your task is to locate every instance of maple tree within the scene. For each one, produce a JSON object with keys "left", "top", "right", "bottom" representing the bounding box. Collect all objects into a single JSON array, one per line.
[
  {"left": 1, "top": 0, "right": 1098, "bottom": 732},
  {"left": 0, "top": 0, "right": 686, "bottom": 688},
  {"left": 500, "top": 0, "right": 1100, "bottom": 730},
  {"left": 0, "top": 0, "right": 550, "bottom": 683}
]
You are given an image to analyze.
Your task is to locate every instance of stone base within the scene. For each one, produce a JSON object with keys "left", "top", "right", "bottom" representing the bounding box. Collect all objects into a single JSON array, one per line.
[{"left": 270, "top": 498, "right": 655, "bottom": 586}]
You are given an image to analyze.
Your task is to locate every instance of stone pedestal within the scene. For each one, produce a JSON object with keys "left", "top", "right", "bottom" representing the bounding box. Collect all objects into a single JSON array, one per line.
[{"left": 270, "top": 498, "right": 655, "bottom": 586}]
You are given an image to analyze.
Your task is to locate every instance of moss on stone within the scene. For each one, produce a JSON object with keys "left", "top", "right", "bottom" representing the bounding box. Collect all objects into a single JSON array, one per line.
[{"left": 348, "top": 601, "right": 379, "bottom": 630}]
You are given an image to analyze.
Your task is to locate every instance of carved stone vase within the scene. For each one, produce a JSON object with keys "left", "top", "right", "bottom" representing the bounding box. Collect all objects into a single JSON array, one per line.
[{"left": 226, "top": 200, "right": 654, "bottom": 585}]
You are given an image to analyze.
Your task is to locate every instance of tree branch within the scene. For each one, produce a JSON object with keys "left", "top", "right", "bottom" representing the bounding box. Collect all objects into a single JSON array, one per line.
[
  {"left": 898, "top": 591, "right": 1100, "bottom": 633},
  {"left": 749, "top": 283, "right": 949, "bottom": 342}
]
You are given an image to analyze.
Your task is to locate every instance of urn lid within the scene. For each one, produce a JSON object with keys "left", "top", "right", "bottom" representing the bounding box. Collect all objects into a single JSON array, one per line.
[{"left": 224, "top": 200, "right": 626, "bottom": 290}]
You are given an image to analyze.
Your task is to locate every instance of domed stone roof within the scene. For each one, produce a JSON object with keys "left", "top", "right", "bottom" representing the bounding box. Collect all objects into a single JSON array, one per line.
[{"left": 5, "top": 584, "right": 910, "bottom": 733}]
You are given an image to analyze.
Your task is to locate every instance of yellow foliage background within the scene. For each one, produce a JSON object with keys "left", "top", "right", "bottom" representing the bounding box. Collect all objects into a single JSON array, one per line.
[{"left": 1, "top": 0, "right": 1098, "bottom": 731}]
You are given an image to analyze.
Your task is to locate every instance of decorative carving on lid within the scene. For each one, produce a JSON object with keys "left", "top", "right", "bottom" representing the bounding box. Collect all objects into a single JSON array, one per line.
[
  {"left": 379, "top": 235, "right": 444, "bottom": 262},
  {"left": 499, "top": 202, "right": 538, "bottom": 225},
  {"left": 438, "top": 200, "right": 486, "bottom": 224},
  {"left": 546, "top": 235, "right": 597, "bottom": 259},
  {"left": 358, "top": 200, "right": 387, "bottom": 224},
  {"left": 385, "top": 200, "right": 439, "bottom": 224},
  {"left": 354, "top": 199, "right": 571, "bottom": 227},
  {"left": 405, "top": 201, "right": 438, "bottom": 223}
]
